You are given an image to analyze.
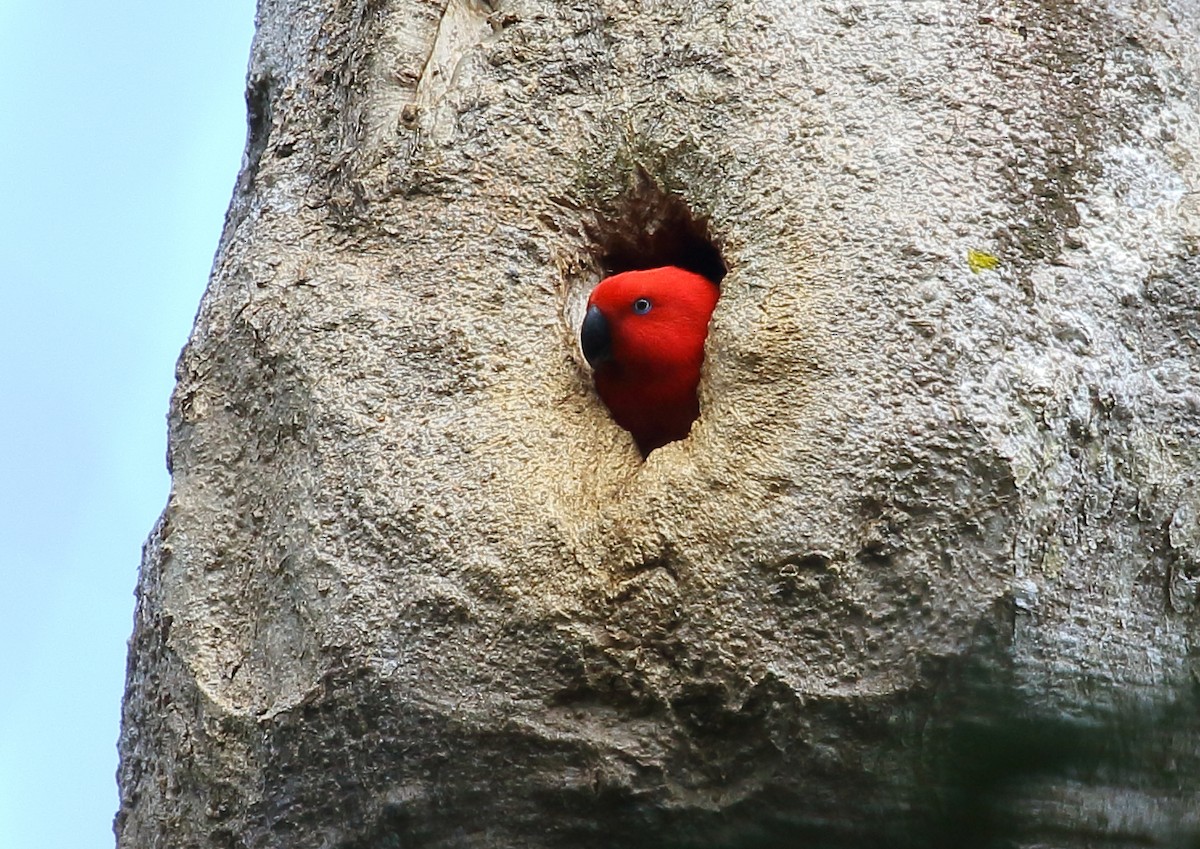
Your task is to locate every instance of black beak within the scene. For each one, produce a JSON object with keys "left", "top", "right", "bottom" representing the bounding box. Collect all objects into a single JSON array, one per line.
[{"left": 581, "top": 305, "right": 613, "bottom": 368}]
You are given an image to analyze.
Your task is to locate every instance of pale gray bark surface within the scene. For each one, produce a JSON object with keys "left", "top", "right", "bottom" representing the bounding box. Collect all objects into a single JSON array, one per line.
[{"left": 118, "top": 1, "right": 1200, "bottom": 846}]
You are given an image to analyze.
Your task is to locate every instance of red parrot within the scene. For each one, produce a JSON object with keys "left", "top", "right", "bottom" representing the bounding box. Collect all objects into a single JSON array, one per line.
[{"left": 581, "top": 266, "right": 720, "bottom": 455}]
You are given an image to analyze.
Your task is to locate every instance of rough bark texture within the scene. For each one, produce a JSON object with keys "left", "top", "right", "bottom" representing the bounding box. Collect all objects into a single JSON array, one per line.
[{"left": 118, "top": 1, "right": 1200, "bottom": 846}]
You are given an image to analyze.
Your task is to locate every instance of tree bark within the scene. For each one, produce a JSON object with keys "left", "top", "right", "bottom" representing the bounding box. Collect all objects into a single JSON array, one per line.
[{"left": 118, "top": 1, "right": 1200, "bottom": 847}]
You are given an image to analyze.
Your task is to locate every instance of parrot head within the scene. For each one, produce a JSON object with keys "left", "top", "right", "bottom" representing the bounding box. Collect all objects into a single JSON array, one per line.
[{"left": 581, "top": 266, "right": 720, "bottom": 455}]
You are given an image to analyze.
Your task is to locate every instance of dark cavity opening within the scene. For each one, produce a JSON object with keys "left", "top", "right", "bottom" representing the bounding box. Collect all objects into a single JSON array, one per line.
[{"left": 587, "top": 173, "right": 726, "bottom": 286}]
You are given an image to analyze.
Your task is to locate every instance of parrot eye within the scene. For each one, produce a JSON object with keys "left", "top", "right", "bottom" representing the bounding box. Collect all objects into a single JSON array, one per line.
[{"left": 633, "top": 298, "right": 652, "bottom": 315}]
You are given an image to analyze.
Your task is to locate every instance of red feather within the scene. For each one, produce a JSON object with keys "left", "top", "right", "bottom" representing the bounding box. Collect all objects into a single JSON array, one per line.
[{"left": 583, "top": 266, "right": 719, "bottom": 455}]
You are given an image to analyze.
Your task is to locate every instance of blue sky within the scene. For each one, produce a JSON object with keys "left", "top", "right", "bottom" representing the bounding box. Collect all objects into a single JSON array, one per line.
[{"left": 0, "top": 4, "right": 255, "bottom": 847}]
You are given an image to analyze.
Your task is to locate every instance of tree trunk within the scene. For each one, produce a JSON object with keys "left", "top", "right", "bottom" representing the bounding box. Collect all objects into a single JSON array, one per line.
[{"left": 117, "top": 1, "right": 1200, "bottom": 847}]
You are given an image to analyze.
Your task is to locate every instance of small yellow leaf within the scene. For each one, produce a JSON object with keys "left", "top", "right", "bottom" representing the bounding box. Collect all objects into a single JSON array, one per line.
[{"left": 968, "top": 249, "right": 1000, "bottom": 273}]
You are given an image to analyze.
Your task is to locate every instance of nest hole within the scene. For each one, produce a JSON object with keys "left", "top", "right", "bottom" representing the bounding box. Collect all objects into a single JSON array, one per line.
[{"left": 568, "top": 175, "right": 727, "bottom": 457}]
